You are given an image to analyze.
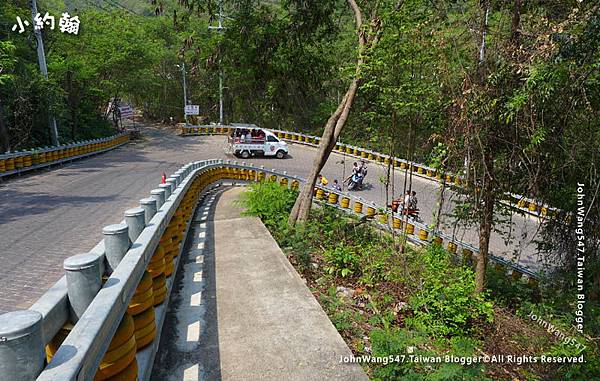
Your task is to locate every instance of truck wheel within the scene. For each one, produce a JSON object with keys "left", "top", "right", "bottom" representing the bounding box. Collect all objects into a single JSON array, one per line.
[
  {"left": 241, "top": 150, "right": 250, "bottom": 159},
  {"left": 276, "top": 150, "right": 286, "bottom": 159}
]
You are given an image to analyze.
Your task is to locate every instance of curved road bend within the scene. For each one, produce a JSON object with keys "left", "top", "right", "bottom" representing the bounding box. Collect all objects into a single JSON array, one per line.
[{"left": 0, "top": 125, "right": 546, "bottom": 314}]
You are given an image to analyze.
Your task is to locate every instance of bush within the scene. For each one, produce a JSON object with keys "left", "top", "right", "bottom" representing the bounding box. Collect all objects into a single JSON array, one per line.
[
  {"left": 323, "top": 244, "right": 361, "bottom": 277},
  {"left": 405, "top": 245, "right": 494, "bottom": 337},
  {"left": 485, "top": 265, "right": 537, "bottom": 309},
  {"left": 239, "top": 181, "right": 297, "bottom": 229}
]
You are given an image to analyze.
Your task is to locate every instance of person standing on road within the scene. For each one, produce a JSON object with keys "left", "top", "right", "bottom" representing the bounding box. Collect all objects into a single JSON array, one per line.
[
  {"left": 332, "top": 179, "right": 342, "bottom": 192},
  {"left": 318, "top": 174, "right": 329, "bottom": 186},
  {"left": 409, "top": 191, "right": 418, "bottom": 211}
]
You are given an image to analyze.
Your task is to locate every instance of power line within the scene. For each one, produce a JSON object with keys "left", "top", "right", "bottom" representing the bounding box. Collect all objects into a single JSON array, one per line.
[
  {"left": 100, "top": 0, "right": 140, "bottom": 16},
  {"left": 82, "top": 0, "right": 112, "bottom": 12},
  {"left": 101, "top": 0, "right": 135, "bottom": 15}
]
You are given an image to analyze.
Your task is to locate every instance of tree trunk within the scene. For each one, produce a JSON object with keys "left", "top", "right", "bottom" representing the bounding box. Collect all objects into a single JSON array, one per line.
[
  {"left": 288, "top": 79, "right": 360, "bottom": 223},
  {"left": 66, "top": 71, "right": 78, "bottom": 141},
  {"left": 474, "top": 0, "right": 494, "bottom": 293},
  {"left": 510, "top": 0, "right": 522, "bottom": 44},
  {"left": 288, "top": 0, "right": 373, "bottom": 225},
  {"left": 0, "top": 97, "right": 10, "bottom": 153},
  {"left": 475, "top": 149, "right": 495, "bottom": 293}
]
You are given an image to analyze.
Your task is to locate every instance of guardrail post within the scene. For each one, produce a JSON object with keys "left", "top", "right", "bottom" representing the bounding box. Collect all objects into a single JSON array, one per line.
[
  {"left": 0, "top": 310, "right": 45, "bottom": 380},
  {"left": 102, "top": 223, "right": 130, "bottom": 273},
  {"left": 150, "top": 189, "right": 166, "bottom": 209},
  {"left": 64, "top": 253, "right": 102, "bottom": 323},
  {"left": 167, "top": 175, "right": 178, "bottom": 190},
  {"left": 125, "top": 207, "right": 146, "bottom": 242},
  {"left": 140, "top": 198, "right": 157, "bottom": 224},
  {"left": 159, "top": 183, "right": 172, "bottom": 199}
]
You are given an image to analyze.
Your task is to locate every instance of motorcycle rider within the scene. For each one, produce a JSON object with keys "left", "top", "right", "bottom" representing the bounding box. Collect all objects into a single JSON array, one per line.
[
  {"left": 345, "top": 161, "right": 368, "bottom": 190},
  {"left": 359, "top": 160, "right": 368, "bottom": 178}
]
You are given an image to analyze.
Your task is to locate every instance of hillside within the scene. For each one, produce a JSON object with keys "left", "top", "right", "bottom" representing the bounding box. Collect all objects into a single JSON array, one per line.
[{"left": 41, "top": 0, "right": 156, "bottom": 15}]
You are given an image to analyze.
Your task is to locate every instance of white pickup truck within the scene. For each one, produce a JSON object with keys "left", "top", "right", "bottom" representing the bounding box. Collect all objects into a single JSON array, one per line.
[{"left": 227, "top": 124, "right": 289, "bottom": 159}]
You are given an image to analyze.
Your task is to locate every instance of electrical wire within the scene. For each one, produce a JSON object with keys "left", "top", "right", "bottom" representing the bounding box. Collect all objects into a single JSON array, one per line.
[
  {"left": 82, "top": 0, "right": 112, "bottom": 12},
  {"left": 101, "top": 0, "right": 140, "bottom": 16}
]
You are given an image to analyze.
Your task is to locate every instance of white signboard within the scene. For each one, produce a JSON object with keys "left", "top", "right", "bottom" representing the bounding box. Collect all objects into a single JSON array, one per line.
[
  {"left": 118, "top": 105, "right": 134, "bottom": 119},
  {"left": 185, "top": 105, "right": 200, "bottom": 115}
]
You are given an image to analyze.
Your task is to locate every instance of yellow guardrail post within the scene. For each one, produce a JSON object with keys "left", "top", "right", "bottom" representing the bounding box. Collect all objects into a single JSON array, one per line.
[
  {"left": 447, "top": 241, "right": 457, "bottom": 254},
  {"left": 340, "top": 196, "right": 350, "bottom": 208},
  {"left": 353, "top": 199, "right": 363, "bottom": 214}
]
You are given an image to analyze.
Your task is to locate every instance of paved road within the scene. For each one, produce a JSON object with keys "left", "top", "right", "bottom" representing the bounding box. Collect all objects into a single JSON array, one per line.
[{"left": 0, "top": 125, "right": 546, "bottom": 314}]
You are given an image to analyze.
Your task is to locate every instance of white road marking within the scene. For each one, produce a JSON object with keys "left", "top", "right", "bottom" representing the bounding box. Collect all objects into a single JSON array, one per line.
[
  {"left": 193, "top": 271, "right": 203, "bottom": 282},
  {"left": 186, "top": 321, "right": 200, "bottom": 342},
  {"left": 190, "top": 291, "right": 202, "bottom": 306},
  {"left": 183, "top": 364, "right": 199, "bottom": 381}
]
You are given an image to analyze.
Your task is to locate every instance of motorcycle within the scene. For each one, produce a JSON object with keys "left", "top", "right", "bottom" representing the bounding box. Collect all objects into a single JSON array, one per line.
[
  {"left": 348, "top": 172, "right": 364, "bottom": 191},
  {"left": 402, "top": 207, "right": 422, "bottom": 223}
]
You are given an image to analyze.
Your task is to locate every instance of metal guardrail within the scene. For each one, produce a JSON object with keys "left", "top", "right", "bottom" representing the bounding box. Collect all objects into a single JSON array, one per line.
[
  {"left": 0, "top": 159, "right": 539, "bottom": 381},
  {"left": 0, "top": 133, "right": 130, "bottom": 179},
  {"left": 181, "top": 124, "right": 557, "bottom": 219}
]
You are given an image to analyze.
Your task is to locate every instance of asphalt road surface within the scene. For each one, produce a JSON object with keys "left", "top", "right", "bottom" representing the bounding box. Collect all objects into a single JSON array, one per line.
[{"left": 0, "top": 125, "right": 547, "bottom": 314}]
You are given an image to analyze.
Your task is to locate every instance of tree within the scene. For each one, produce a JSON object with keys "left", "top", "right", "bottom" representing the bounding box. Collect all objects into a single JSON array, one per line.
[
  {"left": 288, "top": 0, "right": 381, "bottom": 225},
  {"left": 447, "top": 1, "right": 600, "bottom": 293},
  {"left": 0, "top": 41, "right": 16, "bottom": 153}
]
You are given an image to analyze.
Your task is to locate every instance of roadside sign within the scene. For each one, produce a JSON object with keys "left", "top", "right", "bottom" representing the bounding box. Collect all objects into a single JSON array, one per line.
[
  {"left": 119, "top": 105, "right": 134, "bottom": 119},
  {"left": 185, "top": 105, "right": 200, "bottom": 115}
]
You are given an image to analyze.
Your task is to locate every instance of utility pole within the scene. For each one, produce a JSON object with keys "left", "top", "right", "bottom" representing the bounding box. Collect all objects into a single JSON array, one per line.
[
  {"left": 208, "top": 1, "right": 225, "bottom": 125},
  {"left": 30, "top": 0, "right": 59, "bottom": 146},
  {"left": 176, "top": 63, "right": 189, "bottom": 125}
]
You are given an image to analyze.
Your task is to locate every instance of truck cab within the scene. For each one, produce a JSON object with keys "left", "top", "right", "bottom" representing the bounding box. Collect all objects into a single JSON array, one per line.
[{"left": 227, "top": 124, "right": 288, "bottom": 159}]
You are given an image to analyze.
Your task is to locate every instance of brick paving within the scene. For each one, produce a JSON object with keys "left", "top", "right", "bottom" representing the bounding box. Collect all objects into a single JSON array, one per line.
[{"left": 0, "top": 125, "right": 546, "bottom": 314}]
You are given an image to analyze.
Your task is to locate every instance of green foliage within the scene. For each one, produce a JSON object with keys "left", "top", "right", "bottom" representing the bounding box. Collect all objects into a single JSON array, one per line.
[
  {"left": 370, "top": 329, "right": 490, "bottom": 381},
  {"left": 323, "top": 244, "right": 360, "bottom": 278},
  {"left": 319, "top": 286, "right": 366, "bottom": 337},
  {"left": 485, "top": 265, "right": 537, "bottom": 310},
  {"left": 218, "top": 0, "right": 347, "bottom": 130},
  {"left": 544, "top": 340, "right": 600, "bottom": 380},
  {"left": 0, "top": 41, "right": 16, "bottom": 85},
  {"left": 359, "top": 244, "right": 395, "bottom": 287},
  {"left": 405, "top": 245, "right": 494, "bottom": 337},
  {"left": 239, "top": 181, "right": 297, "bottom": 229}
]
